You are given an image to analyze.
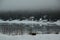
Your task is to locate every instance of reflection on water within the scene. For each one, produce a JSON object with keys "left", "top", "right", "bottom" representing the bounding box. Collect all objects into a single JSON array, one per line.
[{"left": 0, "top": 23, "right": 60, "bottom": 35}]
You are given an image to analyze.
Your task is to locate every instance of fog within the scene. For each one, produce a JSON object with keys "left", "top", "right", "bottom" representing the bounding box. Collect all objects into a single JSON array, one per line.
[{"left": 0, "top": 0, "right": 60, "bottom": 11}]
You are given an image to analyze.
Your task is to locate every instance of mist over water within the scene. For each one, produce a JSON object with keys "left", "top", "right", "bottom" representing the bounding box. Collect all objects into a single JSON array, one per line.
[{"left": 0, "top": 0, "right": 60, "bottom": 11}]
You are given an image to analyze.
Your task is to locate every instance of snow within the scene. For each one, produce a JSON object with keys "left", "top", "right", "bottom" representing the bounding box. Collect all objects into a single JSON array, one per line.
[
  {"left": 0, "top": 20, "right": 60, "bottom": 26},
  {"left": 54, "top": 20, "right": 60, "bottom": 26},
  {"left": 0, "top": 20, "right": 60, "bottom": 40},
  {"left": 0, "top": 33, "right": 60, "bottom": 40}
]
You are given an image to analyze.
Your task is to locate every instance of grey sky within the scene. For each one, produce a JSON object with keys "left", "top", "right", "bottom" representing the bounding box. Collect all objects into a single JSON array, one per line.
[{"left": 0, "top": 0, "right": 60, "bottom": 11}]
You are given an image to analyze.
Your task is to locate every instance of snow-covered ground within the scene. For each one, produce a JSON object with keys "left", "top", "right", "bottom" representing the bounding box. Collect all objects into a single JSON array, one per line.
[
  {"left": 0, "top": 20, "right": 60, "bottom": 40},
  {"left": 54, "top": 20, "right": 60, "bottom": 26},
  {"left": 0, "top": 20, "right": 60, "bottom": 26},
  {"left": 0, "top": 33, "right": 60, "bottom": 40}
]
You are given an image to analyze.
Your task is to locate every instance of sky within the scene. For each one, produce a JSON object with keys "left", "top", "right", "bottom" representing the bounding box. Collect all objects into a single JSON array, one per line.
[{"left": 0, "top": 0, "right": 60, "bottom": 11}]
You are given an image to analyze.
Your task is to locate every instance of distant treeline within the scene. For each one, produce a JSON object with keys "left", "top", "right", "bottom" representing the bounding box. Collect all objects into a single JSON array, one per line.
[{"left": 0, "top": 10, "right": 60, "bottom": 21}]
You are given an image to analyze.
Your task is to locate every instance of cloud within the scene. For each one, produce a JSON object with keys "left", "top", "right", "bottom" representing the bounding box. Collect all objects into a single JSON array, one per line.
[{"left": 0, "top": 0, "right": 59, "bottom": 11}]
